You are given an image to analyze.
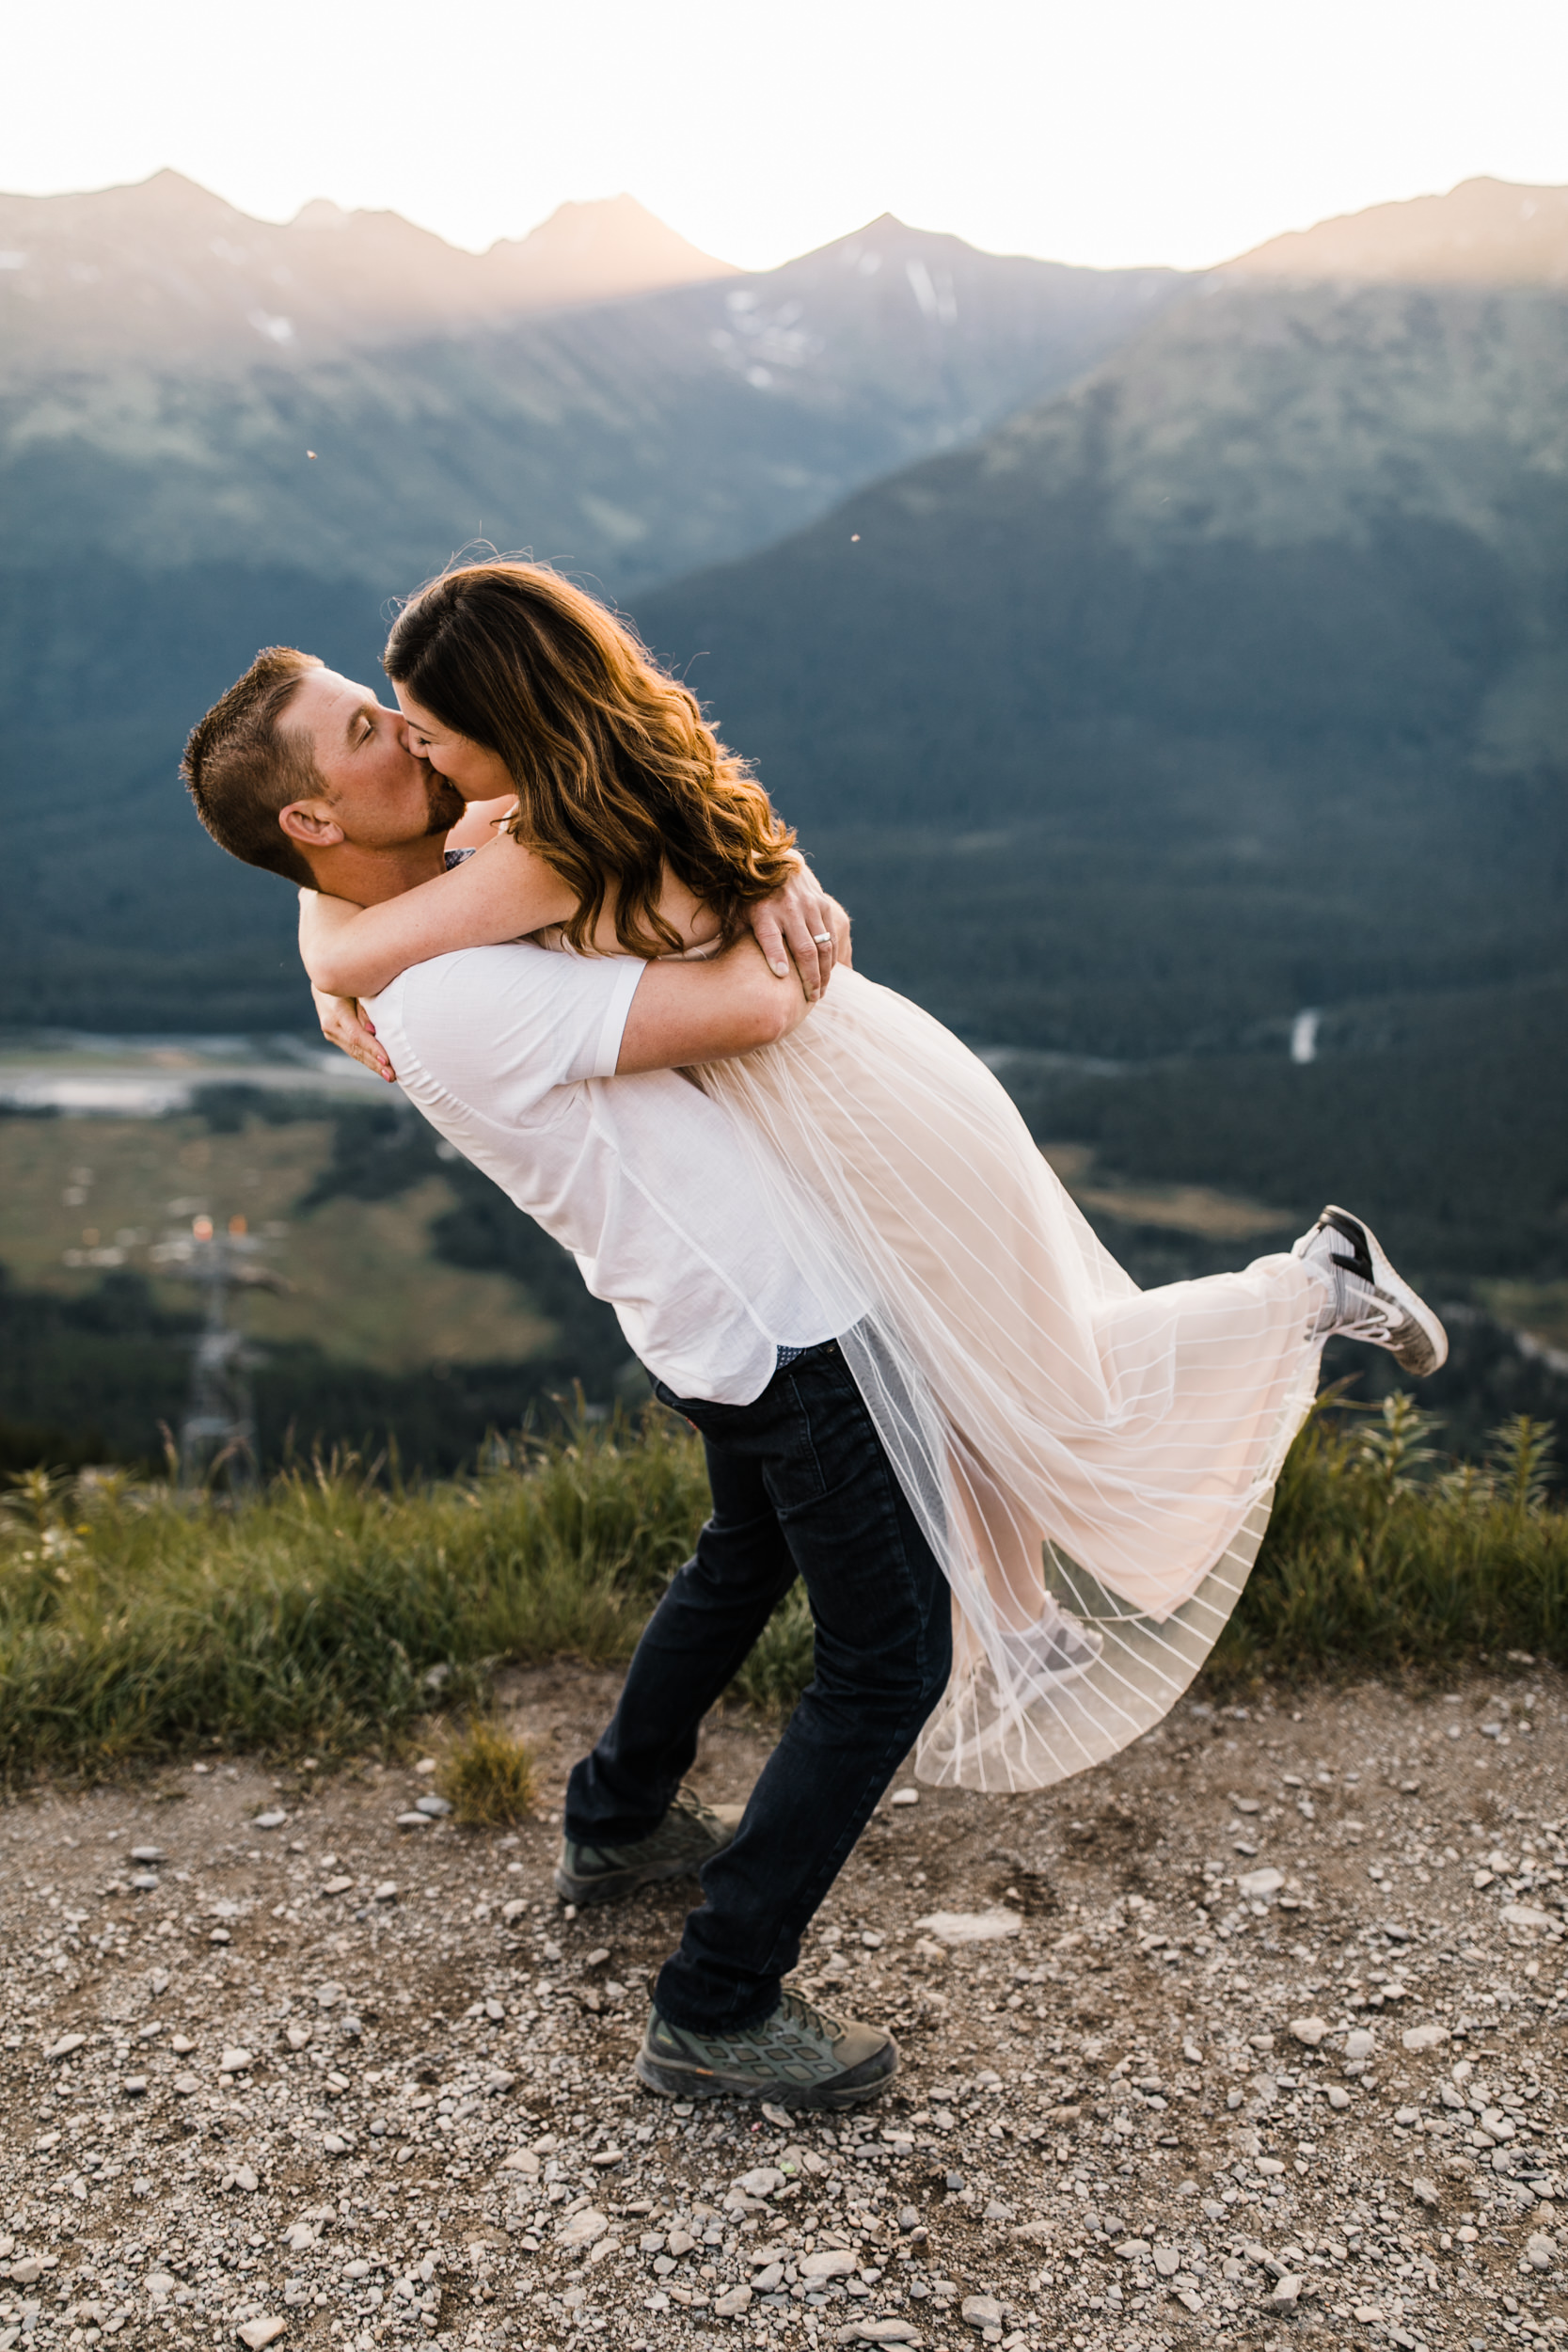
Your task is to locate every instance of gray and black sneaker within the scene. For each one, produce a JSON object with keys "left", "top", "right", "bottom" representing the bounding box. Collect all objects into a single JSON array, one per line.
[
  {"left": 554, "top": 1786, "right": 743, "bottom": 1908},
  {"left": 993, "top": 1605, "right": 1103, "bottom": 1687},
  {"left": 1293, "top": 1205, "right": 1449, "bottom": 1377},
  {"left": 635, "top": 1989, "right": 898, "bottom": 2109}
]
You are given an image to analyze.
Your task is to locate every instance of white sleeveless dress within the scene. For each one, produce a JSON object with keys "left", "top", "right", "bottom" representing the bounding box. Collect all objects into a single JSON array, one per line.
[{"left": 689, "top": 966, "right": 1323, "bottom": 1793}]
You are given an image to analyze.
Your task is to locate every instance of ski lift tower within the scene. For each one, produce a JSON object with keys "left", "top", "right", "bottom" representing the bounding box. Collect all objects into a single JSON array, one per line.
[{"left": 158, "top": 1214, "right": 286, "bottom": 1487}]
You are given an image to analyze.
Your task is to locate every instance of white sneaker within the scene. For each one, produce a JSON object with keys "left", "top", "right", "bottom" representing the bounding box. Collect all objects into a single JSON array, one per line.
[
  {"left": 1292, "top": 1204, "right": 1449, "bottom": 1376},
  {"left": 993, "top": 1606, "right": 1103, "bottom": 1688}
]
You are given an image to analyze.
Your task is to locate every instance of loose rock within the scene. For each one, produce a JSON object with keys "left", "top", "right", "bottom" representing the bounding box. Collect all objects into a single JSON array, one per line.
[
  {"left": 801, "top": 2250, "right": 859, "bottom": 2280},
  {"left": 915, "top": 1910, "right": 1021, "bottom": 1945},
  {"left": 1, "top": 1664, "right": 1563, "bottom": 2352}
]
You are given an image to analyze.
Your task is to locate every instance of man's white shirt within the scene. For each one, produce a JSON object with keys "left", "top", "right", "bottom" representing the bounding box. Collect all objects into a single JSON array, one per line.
[{"left": 367, "top": 944, "right": 847, "bottom": 1406}]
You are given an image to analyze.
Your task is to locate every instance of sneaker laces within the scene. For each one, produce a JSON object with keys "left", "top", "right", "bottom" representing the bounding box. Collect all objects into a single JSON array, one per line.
[
  {"left": 775, "top": 1988, "right": 846, "bottom": 2042},
  {"left": 1333, "top": 1293, "right": 1407, "bottom": 1343},
  {"left": 668, "top": 1788, "right": 728, "bottom": 1836}
]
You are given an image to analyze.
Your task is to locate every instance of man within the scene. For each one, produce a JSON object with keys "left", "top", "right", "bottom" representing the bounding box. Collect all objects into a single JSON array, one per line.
[{"left": 182, "top": 648, "right": 950, "bottom": 2110}]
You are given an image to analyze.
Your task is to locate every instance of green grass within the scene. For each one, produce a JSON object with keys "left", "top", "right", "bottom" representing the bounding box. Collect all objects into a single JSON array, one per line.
[
  {"left": 0, "top": 1406, "right": 710, "bottom": 1781},
  {"left": 1209, "top": 1395, "right": 1566, "bottom": 1688},
  {"left": 1, "top": 1398, "right": 1563, "bottom": 1782}
]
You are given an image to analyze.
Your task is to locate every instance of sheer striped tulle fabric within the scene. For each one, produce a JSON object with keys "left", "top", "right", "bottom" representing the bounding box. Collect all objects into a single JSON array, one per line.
[{"left": 695, "top": 968, "right": 1324, "bottom": 1792}]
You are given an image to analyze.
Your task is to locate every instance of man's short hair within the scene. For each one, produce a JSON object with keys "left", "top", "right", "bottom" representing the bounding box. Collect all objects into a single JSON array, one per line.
[{"left": 182, "top": 646, "right": 325, "bottom": 886}]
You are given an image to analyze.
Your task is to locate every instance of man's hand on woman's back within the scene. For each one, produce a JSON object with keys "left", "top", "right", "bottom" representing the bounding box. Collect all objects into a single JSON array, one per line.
[
  {"left": 617, "top": 911, "right": 847, "bottom": 1075},
  {"left": 751, "top": 863, "right": 848, "bottom": 998}
]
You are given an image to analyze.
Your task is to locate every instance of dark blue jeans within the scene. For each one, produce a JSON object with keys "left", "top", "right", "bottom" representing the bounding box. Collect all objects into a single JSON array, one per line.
[{"left": 563, "top": 1338, "right": 952, "bottom": 2033}]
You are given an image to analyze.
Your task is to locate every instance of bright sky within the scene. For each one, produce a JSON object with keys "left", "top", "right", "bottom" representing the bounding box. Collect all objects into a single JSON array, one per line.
[{"left": 8, "top": 0, "right": 1567, "bottom": 271}]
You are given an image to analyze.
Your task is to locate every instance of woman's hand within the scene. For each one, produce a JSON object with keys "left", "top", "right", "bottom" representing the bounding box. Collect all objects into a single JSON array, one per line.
[
  {"left": 747, "top": 862, "right": 847, "bottom": 999},
  {"left": 311, "top": 984, "right": 397, "bottom": 1083}
]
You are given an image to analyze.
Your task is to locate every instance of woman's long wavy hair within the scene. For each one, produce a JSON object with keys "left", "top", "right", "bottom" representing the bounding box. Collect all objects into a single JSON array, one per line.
[{"left": 383, "top": 560, "right": 798, "bottom": 957}]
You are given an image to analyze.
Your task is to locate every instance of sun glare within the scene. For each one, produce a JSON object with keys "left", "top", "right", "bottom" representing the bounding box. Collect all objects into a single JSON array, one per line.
[{"left": 5, "top": 0, "right": 1568, "bottom": 271}]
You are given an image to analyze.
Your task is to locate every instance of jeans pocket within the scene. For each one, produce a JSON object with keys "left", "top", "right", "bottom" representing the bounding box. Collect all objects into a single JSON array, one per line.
[
  {"left": 656, "top": 1351, "right": 869, "bottom": 1521},
  {"left": 767, "top": 1354, "right": 881, "bottom": 1518},
  {"left": 759, "top": 1386, "right": 830, "bottom": 1516}
]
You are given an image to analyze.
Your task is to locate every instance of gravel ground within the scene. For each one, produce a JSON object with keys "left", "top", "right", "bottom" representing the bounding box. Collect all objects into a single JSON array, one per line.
[{"left": 3, "top": 1664, "right": 1567, "bottom": 2352}]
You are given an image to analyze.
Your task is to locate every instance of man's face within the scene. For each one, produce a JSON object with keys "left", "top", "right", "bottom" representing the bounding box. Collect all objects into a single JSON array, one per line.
[{"left": 280, "top": 668, "right": 465, "bottom": 854}]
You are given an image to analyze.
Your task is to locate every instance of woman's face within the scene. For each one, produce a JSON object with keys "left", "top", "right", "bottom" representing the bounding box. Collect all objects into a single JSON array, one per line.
[{"left": 393, "top": 686, "right": 515, "bottom": 803}]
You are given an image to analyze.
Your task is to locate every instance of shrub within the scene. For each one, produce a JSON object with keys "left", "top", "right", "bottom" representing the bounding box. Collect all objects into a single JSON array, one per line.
[
  {"left": 437, "top": 1718, "right": 538, "bottom": 1827},
  {"left": 1211, "top": 1399, "right": 1566, "bottom": 1686}
]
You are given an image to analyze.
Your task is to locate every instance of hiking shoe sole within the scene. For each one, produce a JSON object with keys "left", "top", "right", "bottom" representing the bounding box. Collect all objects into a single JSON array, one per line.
[{"left": 633, "top": 2042, "right": 896, "bottom": 2108}]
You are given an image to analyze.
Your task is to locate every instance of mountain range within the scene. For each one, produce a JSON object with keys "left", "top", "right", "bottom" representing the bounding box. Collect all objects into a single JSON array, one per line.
[
  {"left": 641, "top": 269, "right": 1568, "bottom": 843},
  {"left": 2, "top": 182, "right": 1564, "bottom": 1201},
  {"left": 1223, "top": 174, "right": 1568, "bottom": 286},
  {"left": 3, "top": 167, "right": 1567, "bottom": 1459},
  {"left": 0, "top": 170, "right": 736, "bottom": 378},
  {"left": 629, "top": 246, "right": 1568, "bottom": 1329},
  {"left": 0, "top": 182, "right": 1183, "bottom": 1032},
  {"left": 636, "top": 264, "right": 1568, "bottom": 1058},
  {"left": 0, "top": 190, "right": 1181, "bottom": 595}
]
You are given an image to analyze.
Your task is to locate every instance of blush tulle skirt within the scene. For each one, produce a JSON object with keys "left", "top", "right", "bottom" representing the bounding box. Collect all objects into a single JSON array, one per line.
[{"left": 695, "top": 966, "right": 1323, "bottom": 1793}]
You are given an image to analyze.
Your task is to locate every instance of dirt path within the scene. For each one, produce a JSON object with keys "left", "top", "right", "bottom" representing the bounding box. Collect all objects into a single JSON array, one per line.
[{"left": 3, "top": 1667, "right": 1566, "bottom": 2352}]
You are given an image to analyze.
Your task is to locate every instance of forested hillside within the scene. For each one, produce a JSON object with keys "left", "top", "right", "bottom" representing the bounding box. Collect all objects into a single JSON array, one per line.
[
  {"left": 631, "top": 270, "right": 1568, "bottom": 1359},
  {"left": 0, "top": 188, "right": 1181, "bottom": 1033},
  {"left": 639, "top": 276, "right": 1568, "bottom": 1044}
]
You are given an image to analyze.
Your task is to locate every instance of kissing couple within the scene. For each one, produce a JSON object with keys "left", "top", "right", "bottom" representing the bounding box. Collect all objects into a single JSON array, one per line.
[{"left": 184, "top": 559, "right": 1446, "bottom": 2109}]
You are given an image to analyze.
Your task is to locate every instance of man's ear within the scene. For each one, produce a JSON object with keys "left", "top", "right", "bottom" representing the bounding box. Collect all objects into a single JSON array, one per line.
[{"left": 279, "top": 802, "right": 346, "bottom": 850}]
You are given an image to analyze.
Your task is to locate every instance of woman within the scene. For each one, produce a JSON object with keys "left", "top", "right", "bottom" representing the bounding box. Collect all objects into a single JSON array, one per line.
[{"left": 300, "top": 560, "right": 1447, "bottom": 1793}]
